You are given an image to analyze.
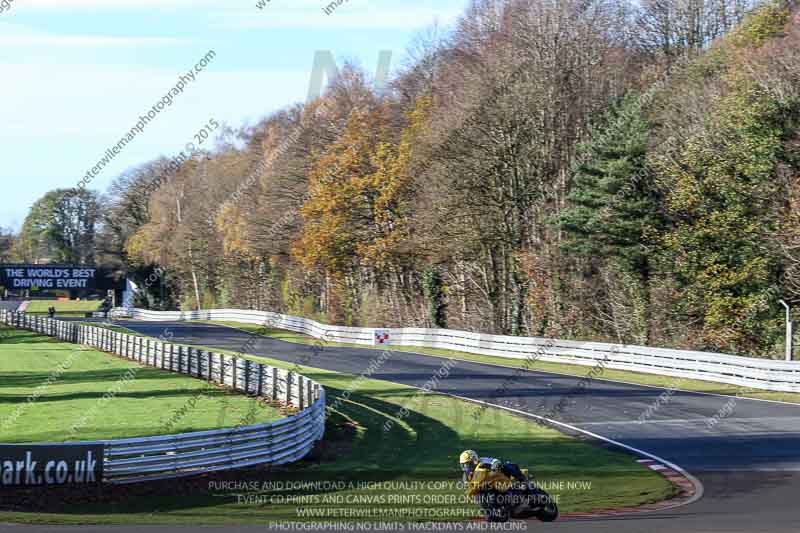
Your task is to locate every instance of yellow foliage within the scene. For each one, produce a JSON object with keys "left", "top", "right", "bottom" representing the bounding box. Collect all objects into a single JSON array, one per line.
[{"left": 294, "top": 96, "right": 432, "bottom": 275}]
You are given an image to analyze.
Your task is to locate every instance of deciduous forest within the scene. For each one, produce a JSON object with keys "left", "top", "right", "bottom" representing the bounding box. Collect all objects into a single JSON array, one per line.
[{"left": 13, "top": 0, "right": 800, "bottom": 358}]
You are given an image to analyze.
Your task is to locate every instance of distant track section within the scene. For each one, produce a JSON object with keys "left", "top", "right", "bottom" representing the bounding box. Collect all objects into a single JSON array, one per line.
[{"left": 111, "top": 307, "right": 800, "bottom": 393}]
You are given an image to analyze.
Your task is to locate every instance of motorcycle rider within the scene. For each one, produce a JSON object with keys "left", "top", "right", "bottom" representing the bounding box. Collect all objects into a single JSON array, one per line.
[
  {"left": 459, "top": 450, "right": 530, "bottom": 521},
  {"left": 460, "top": 450, "right": 529, "bottom": 486}
]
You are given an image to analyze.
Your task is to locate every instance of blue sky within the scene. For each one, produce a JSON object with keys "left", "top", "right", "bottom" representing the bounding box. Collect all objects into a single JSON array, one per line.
[{"left": 0, "top": 0, "right": 466, "bottom": 230}]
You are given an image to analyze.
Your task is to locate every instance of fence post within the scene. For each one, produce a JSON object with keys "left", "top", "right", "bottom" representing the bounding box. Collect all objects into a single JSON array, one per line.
[
  {"left": 232, "top": 357, "right": 238, "bottom": 391},
  {"left": 244, "top": 359, "right": 251, "bottom": 394},
  {"left": 189, "top": 346, "right": 198, "bottom": 378},
  {"left": 184, "top": 345, "right": 190, "bottom": 375},
  {"left": 257, "top": 364, "right": 264, "bottom": 397},
  {"left": 298, "top": 376, "right": 305, "bottom": 410},
  {"left": 207, "top": 352, "right": 213, "bottom": 382}
]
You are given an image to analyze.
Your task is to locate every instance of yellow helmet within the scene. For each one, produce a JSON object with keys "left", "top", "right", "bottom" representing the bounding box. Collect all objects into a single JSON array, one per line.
[{"left": 459, "top": 450, "right": 479, "bottom": 465}]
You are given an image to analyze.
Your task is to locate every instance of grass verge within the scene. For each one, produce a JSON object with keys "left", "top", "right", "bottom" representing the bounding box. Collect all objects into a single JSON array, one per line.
[
  {"left": 25, "top": 301, "right": 103, "bottom": 314},
  {"left": 204, "top": 320, "right": 800, "bottom": 404},
  {"left": 0, "top": 325, "right": 281, "bottom": 443}
]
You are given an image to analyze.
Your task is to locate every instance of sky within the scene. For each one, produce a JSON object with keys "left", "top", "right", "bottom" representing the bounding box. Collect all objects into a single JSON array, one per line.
[{"left": 0, "top": 0, "right": 467, "bottom": 231}]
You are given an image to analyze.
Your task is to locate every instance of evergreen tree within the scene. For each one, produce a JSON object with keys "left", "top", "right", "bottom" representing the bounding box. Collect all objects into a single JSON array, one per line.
[
  {"left": 558, "top": 95, "right": 660, "bottom": 280},
  {"left": 423, "top": 266, "right": 447, "bottom": 328}
]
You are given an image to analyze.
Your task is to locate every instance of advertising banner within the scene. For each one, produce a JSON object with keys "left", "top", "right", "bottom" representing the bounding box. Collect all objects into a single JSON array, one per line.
[
  {"left": 0, "top": 444, "right": 104, "bottom": 486},
  {"left": 0, "top": 265, "right": 124, "bottom": 291}
]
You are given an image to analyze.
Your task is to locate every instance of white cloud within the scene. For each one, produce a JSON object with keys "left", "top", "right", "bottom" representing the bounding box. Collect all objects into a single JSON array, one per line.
[
  {"left": 0, "top": 22, "right": 186, "bottom": 47},
  {"left": 0, "top": 33, "right": 184, "bottom": 46},
  {"left": 16, "top": 0, "right": 218, "bottom": 8},
  {"left": 13, "top": 0, "right": 464, "bottom": 31},
  {"left": 227, "top": 2, "right": 464, "bottom": 30}
]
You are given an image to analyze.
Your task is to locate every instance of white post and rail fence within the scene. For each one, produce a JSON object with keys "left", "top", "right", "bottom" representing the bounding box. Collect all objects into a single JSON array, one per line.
[
  {"left": 108, "top": 307, "right": 800, "bottom": 394},
  {"left": 0, "top": 309, "right": 326, "bottom": 486}
]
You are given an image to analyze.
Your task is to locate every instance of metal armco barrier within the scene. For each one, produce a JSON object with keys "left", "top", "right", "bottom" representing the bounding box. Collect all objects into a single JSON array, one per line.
[
  {"left": 0, "top": 310, "right": 326, "bottom": 484},
  {"left": 110, "top": 307, "right": 800, "bottom": 393}
]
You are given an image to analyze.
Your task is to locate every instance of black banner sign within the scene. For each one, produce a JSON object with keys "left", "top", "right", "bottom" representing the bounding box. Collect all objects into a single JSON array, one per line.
[
  {"left": 0, "top": 265, "right": 124, "bottom": 291},
  {"left": 0, "top": 444, "right": 104, "bottom": 486}
]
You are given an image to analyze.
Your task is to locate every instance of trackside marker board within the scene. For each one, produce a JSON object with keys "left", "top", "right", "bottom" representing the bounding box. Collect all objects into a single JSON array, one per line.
[
  {"left": 374, "top": 329, "right": 391, "bottom": 346},
  {"left": 0, "top": 444, "right": 104, "bottom": 486}
]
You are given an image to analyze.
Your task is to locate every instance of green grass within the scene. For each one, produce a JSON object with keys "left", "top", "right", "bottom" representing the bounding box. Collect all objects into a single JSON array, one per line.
[
  {"left": 205, "top": 320, "right": 800, "bottom": 404},
  {"left": 0, "top": 326, "right": 281, "bottom": 443},
  {"left": 25, "top": 300, "right": 103, "bottom": 315},
  {"left": 0, "top": 325, "right": 676, "bottom": 525}
]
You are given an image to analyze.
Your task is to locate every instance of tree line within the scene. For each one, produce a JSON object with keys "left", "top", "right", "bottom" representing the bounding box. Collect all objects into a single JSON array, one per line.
[{"left": 11, "top": 0, "right": 800, "bottom": 358}]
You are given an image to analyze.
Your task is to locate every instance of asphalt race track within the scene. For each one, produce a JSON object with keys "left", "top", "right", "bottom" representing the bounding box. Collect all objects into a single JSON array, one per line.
[
  {"left": 15, "top": 319, "right": 800, "bottom": 532},
  {"left": 0, "top": 301, "right": 20, "bottom": 313}
]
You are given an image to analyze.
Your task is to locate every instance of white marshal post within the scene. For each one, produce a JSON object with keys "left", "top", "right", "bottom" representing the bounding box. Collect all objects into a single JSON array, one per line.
[{"left": 780, "top": 300, "right": 793, "bottom": 362}]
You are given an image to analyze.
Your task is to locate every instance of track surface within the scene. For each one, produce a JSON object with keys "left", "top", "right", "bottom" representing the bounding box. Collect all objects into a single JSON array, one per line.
[
  {"left": 0, "top": 301, "right": 20, "bottom": 313},
  {"left": 20, "top": 319, "right": 800, "bottom": 532}
]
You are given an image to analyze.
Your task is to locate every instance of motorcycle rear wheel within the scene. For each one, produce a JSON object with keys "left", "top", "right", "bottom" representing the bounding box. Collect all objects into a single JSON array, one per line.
[{"left": 537, "top": 501, "right": 559, "bottom": 522}]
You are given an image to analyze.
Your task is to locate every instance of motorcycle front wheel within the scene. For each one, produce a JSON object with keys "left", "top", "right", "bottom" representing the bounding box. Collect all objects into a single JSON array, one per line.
[{"left": 536, "top": 500, "right": 559, "bottom": 522}]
